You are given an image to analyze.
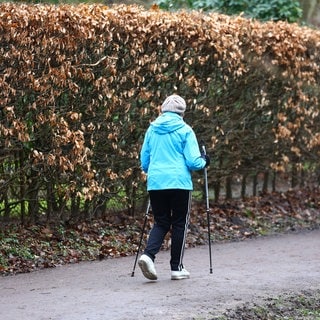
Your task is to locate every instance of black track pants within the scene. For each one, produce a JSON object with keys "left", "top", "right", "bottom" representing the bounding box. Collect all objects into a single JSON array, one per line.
[{"left": 144, "top": 189, "right": 191, "bottom": 271}]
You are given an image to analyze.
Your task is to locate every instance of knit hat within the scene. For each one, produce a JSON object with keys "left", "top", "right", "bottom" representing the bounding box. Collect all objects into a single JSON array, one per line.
[{"left": 161, "top": 94, "right": 186, "bottom": 114}]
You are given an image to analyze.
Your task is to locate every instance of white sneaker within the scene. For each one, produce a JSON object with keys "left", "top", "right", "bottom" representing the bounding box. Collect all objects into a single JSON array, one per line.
[
  {"left": 171, "top": 268, "right": 190, "bottom": 280},
  {"left": 138, "top": 254, "right": 157, "bottom": 280}
]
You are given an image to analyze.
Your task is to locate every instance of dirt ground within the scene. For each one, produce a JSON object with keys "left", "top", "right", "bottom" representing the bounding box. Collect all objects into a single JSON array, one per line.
[{"left": 1, "top": 229, "right": 319, "bottom": 320}]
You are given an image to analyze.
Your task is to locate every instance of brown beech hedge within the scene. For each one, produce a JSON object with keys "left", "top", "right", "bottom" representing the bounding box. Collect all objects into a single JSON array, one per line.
[{"left": 0, "top": 3, "right": 320, "bottom": 223}]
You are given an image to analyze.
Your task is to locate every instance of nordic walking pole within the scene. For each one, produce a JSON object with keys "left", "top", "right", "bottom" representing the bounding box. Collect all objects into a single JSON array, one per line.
[
  {"left": 131, "top": 199, "right": 150, "bottom": 277},
  {"left": 201, "top": 141, "right": 213, "bottom": 274}
]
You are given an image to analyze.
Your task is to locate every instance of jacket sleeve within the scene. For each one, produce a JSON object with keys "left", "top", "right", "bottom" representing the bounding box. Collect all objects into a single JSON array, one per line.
[
  {"left": 183, "top": 130, "right": 206, "bottom": 171},
  {"left": 140, "top": 129, "right": 151, "bottom": 173}
]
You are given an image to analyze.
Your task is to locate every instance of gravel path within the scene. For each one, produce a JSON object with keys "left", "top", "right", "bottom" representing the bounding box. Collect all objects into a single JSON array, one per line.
[{"left": 1, "top": 229, "right": 319, "bottom": 320}]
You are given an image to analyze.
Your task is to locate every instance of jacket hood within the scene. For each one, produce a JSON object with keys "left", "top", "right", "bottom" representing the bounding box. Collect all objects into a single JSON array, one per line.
[{"left": 150, "top": 112, "right": 185, "bottom": 135}]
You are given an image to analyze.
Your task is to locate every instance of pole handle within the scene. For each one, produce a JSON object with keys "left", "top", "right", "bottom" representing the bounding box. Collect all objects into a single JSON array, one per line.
[{"left": 200, "top": 140, "right": 207, "bottom": 156}]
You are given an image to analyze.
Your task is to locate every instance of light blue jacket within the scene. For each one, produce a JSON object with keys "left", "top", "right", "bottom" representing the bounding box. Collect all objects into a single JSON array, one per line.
[{"left": 140, "top": 112, "right": 206, "bottom": 191}]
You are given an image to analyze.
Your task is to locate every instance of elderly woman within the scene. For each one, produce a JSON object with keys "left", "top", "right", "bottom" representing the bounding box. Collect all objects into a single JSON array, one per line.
[{"left": 139, "top": 94, "right": 210, "bottom": 281}]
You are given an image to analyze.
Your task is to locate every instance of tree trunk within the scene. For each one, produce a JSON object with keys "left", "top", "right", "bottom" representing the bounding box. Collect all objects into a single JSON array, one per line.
[
  {"left": 252, "top": 173, "right": 258, "bottom": 196},
  {"left": 225, "top": 176, "right": 232, "bottom": 199},
  {"left": 300, "top": 168, "right": 305, "bottom": 188},
  {"left": 27, "top": 174, "right": 40, "bottom": 224},
  {"left": 18, "top": 150, "right": 26, "bottom": 225},
  {"left": 3, "top": 193, "right": 10, "bottom": 223},
  {"left": 291, "top": 165, "right": 298, "bottom": 188},
  {"left": 299, "top": 0, "right": 319, "bottom": 24},
  {"left": 272, "top": 171, "right": 276, "bottom": 192},
  {"left": 262, "top": 170, "right": 269, "bottom": 194},
  {"left": 213, "top": 180, "right": 221, "bottom": 202},
  {"left": 241, "top": 174, "right": 247, "bottom": 199}
]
